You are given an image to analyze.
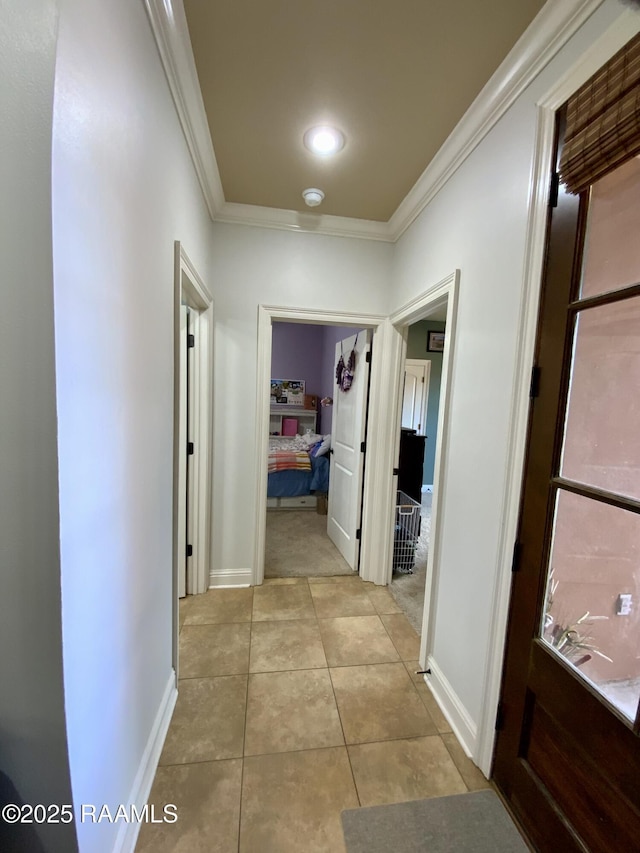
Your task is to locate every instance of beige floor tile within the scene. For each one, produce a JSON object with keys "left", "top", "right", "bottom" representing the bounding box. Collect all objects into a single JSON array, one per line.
[
  {"left": 414, "top": 682, "right": 452, "bottom": 733},
  {"left": 442, "top": 732, "right": 491, "bottom": 791},
  {"left": 252, "top": 584, "right": 316, "bottom": 621},
  {"left": 348, "top": 736, "right": 467, "bottom": 806},
  {"left": 308, "top": 575, "right": 362, "bottom": 584},
  {"left": 310, "top": 582, "right": 376, "bottom": 618},
  {"left": 135, "top": 759, "right": 242, "bottom": 853},
  {"left": 240, "top": 747, "right": 358, "bottom": 853},
  {"left": 160, "top": 676, "right": 247, "bottom": 765},
  {"left": 262, "top": 577, "right": 308, "bottom": 585},
  {"left": 318, "top": 616, "right": 399, "bottom": 667},
  {"left": 381, "top": 613, "right": 421, "bottom": 660},
  {"left": 364, "top": 585, "right": 403, "bottom": 615},
  {"left": 330, "top": 663, "right": 437, "bottom": 744},
  {"left": 245, "top": 669, "right": 344, "bottom": 755},
  {"left": 179, "top": 623, "right": 250, "bottom": 678},
  {"left": 184, "top": 588, "right": 253, "bottom": 625},
  {"left": 250, "top": 619, "right": 326, "bottom": 672}
]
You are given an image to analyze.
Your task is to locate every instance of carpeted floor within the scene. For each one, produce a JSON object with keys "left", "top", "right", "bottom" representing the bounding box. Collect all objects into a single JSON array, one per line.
[
  {"left": 341, "top": 790, "right": 529, "bottom": 853},
  {"left": 389, "top": 491, "right": 431, "bottom": 634},
  {"left": 265, "top": 509, "right": 354, "bottom": 577}
]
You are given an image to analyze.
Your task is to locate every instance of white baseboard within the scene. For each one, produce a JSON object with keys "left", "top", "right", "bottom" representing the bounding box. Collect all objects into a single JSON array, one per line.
[
  {"left": 422, "top": 484, "right": 433, "bottom": 493},
  {"left": 425, "top": 656, "right": 478, "bottom": 758},
  {"left": 113, "top": 671, "right": 177, "bottom": 853},
  {"left": 209, "top": 568, "right": 253, "bottom": 588}
]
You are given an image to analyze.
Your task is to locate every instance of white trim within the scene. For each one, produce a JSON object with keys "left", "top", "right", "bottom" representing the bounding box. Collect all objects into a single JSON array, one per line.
[
  {"left": 425, "top": 657, "right": 478, "bottom": 758},
  {"left": 253, "top": 307, "right": 389, "bottom": 586},
  {"left": 215, "top": 202, "right": 393, "bottom": 243},
  {"left": 143, "top": 0, "right": 224, "bottom": 219},
  {"left": 387, "top": 273, "right": 460, "bottom": 672},
  {"left": 473, "top": 11, "right": 640, "bottom": 777},
  {"left": 172, "top": 243, "right": 214, "bottom": 674},
  {"left": 422, "top": 485, "right": 433, "bottom": 493},
  {"left": 540, "top": 6, "right": 640, "bottom": 109},
  {"left": 209, "top": 569, "right": 253, "bottom": 588},
  {"left": 145, "top": 0, "right": 606, "bottom": 242},
  {"left": 113, "top": 672, "right": 177, "bottom": 853}
]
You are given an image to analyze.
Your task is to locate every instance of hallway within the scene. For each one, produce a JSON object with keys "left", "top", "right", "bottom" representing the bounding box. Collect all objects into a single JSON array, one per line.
[{"left": 136, "top": 577, "right": 489, "bottom": 852}]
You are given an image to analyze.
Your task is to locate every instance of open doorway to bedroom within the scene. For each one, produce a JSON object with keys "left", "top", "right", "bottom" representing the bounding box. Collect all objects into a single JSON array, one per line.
[{"left": 265, "top": 321, "right": 370, "bottom": 579}]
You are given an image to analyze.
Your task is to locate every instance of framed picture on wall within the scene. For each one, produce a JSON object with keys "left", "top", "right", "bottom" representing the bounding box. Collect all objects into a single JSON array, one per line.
[{"left": 427, "top": 331, "right": 445, "bottom": 353}]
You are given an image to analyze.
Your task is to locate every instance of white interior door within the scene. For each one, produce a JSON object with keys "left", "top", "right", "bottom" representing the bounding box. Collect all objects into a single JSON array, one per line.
[
  {"left": 402, "top": 359, "right": 430, "bottom": 435},
  {"left": 177, "top": 305, "right": 188, "bottom": 598},
  {"left": 327, "top": 331, "right": 371, "bottom": 571}
]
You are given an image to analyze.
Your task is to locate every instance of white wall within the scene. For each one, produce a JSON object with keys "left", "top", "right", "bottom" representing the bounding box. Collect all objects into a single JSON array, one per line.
[
  {"left": 52, "top": 0, "right": 214, "bottom": 850},
  {"left": 210, "top": 223, "right": 392, "bottom": 576},
  {"left": 0, "top": 3, "right": 76, "bottom": 851},
  {"left": 390, "top": 0, "right": 626, "bottom": 740}
]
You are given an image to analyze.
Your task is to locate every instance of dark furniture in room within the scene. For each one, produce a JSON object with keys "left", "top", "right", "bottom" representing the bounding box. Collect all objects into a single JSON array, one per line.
[{"left": 397, "top": 428, "right": 426, "bottom": 503}]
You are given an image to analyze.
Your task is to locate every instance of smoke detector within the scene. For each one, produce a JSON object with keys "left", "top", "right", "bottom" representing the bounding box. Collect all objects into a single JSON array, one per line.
[{"left": 302, "top": 188, "right": 325, "bottom": 208}]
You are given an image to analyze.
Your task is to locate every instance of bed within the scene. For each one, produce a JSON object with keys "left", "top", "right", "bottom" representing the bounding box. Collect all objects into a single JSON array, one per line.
[{"left": 267, "top": 436, "right": 330, "bottom": 499}]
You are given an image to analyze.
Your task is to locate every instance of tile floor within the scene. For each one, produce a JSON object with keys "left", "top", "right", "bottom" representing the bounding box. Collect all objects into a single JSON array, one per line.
[{"left": 136, "top": 576, "right": 489, "bottom": 853}]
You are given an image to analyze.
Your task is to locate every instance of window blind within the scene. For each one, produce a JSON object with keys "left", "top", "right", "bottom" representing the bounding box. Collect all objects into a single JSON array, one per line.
[{"left": 559, "top": 32, "right": 640, "bottom": 195}]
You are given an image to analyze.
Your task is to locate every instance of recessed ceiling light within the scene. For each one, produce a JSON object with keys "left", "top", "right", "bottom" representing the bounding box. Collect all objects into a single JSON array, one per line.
[
  {"left": 302, "top": 188, "right": 325, "bottom": 207},
  {"left": 303, "top": 126, "right": 345, "bottom": 156}
]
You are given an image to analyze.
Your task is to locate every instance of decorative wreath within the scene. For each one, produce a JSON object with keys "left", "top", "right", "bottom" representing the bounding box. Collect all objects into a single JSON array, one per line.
[{"left": 335, "top": 334, "right": 358, "bottom": 392}]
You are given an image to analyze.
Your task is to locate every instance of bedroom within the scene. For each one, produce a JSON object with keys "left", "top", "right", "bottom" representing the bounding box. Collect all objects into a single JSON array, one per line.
[{"left": 265, "top": 321, "right": 366, "bottom": 579}]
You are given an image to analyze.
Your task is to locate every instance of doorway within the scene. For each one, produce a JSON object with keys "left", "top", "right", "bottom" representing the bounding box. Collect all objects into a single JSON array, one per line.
[
  {"left": 265, "top": 322, "right": 370, "bottom": 579},
  {"left": 253, "top": 307, "right": 389, "bottom": 587},
  {"left": 172, "top": 242, "right": 213, "bottom": 676},
  {"left": 387, "top": 271, "right": 459, "bottom": 677},
  {"left": 390, "top": 314, "right": 447, "bottom": 634}
]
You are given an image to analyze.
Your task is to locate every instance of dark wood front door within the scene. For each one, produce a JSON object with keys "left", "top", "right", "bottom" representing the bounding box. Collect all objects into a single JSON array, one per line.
[{"left": 493, "top": 119, "right": 640, "bottom": 851}]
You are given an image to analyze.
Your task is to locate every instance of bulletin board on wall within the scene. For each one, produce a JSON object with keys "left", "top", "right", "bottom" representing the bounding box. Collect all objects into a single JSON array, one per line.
[{"left": 270, "top": 379, "right": 305, "bottom": 407}]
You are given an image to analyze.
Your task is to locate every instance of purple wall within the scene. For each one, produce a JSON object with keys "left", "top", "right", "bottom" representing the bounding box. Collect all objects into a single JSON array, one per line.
[
  {"left": 271, "top": 322, "right": 324, "bottom": 396},
  {"left": 270, "top": 322, "right": 364, "bottom": 435}
]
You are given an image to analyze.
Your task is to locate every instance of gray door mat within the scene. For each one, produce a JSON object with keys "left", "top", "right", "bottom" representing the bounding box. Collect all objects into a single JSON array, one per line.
[{"left": 341, "top": 789, "right": 529, "bottom": 853}]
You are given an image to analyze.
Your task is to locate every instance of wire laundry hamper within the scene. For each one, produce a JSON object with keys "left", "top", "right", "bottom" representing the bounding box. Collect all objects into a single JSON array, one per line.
[{"left": 393, "top": 490, "right": 421, "bottom": 574}]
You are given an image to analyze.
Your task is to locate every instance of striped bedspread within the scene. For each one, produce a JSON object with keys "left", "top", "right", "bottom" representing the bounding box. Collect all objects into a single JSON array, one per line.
[{"left": 268, "top": 450, "right": 312, "bottom": 474}]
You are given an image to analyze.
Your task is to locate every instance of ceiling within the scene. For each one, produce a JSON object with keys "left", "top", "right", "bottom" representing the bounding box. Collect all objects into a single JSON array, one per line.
[{"left": 183, "top": 0, "right": 546, "bottom": 222}]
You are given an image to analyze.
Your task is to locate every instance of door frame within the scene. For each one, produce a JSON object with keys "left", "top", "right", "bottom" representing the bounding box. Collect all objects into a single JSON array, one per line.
[
  {"left": 388, "top": 271, "right": 459, "bottom": 665},
  {"left": 403, "top": 358, "right": 431, "bottom": 435},
  {"left": 172, "top": 242, "right": 213, "bottom": 675},
  {"left": 254, "top": 306, "right": 392, "bottom": 586}
]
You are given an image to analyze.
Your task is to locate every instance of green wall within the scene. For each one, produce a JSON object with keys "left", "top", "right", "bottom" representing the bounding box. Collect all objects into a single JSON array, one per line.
[{"left": 406, "top": 320, "right": 446, "bottom": 485}]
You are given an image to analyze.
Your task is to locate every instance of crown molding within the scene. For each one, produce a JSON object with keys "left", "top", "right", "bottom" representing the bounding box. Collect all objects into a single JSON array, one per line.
[
  {"left": 146, "top": 0, "right": 607, "bottom": 243},
  {"left": 214, "top": 201, "right": 394, "bottom": 242},
  {"left": 387, "top": 0, "right": 605, "bottom": 241},
  {"left": 143, "top": 0, "right": 224, "bottom": 219}
]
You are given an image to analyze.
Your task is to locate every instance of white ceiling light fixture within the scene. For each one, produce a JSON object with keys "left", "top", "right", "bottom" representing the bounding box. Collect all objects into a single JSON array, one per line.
[
  {"left": 303, "top": 125, "right": 345, "bottom": 156},
  {"left": 302, "top": 188, "right": 325, "bottom": 207}
]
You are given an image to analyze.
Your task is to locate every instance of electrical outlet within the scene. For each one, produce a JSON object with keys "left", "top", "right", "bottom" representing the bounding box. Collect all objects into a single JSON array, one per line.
[{"left": 616, "top": 593, "right": 632, "bottom": 616}]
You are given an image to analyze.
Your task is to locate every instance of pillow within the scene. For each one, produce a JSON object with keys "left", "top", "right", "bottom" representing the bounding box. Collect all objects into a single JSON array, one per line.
[
  {"left": 301, "top": 432, "right": 323, "bottom": 447},
  {"left": 311, "top": 435, "right": 331, "bottom": 458}
]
